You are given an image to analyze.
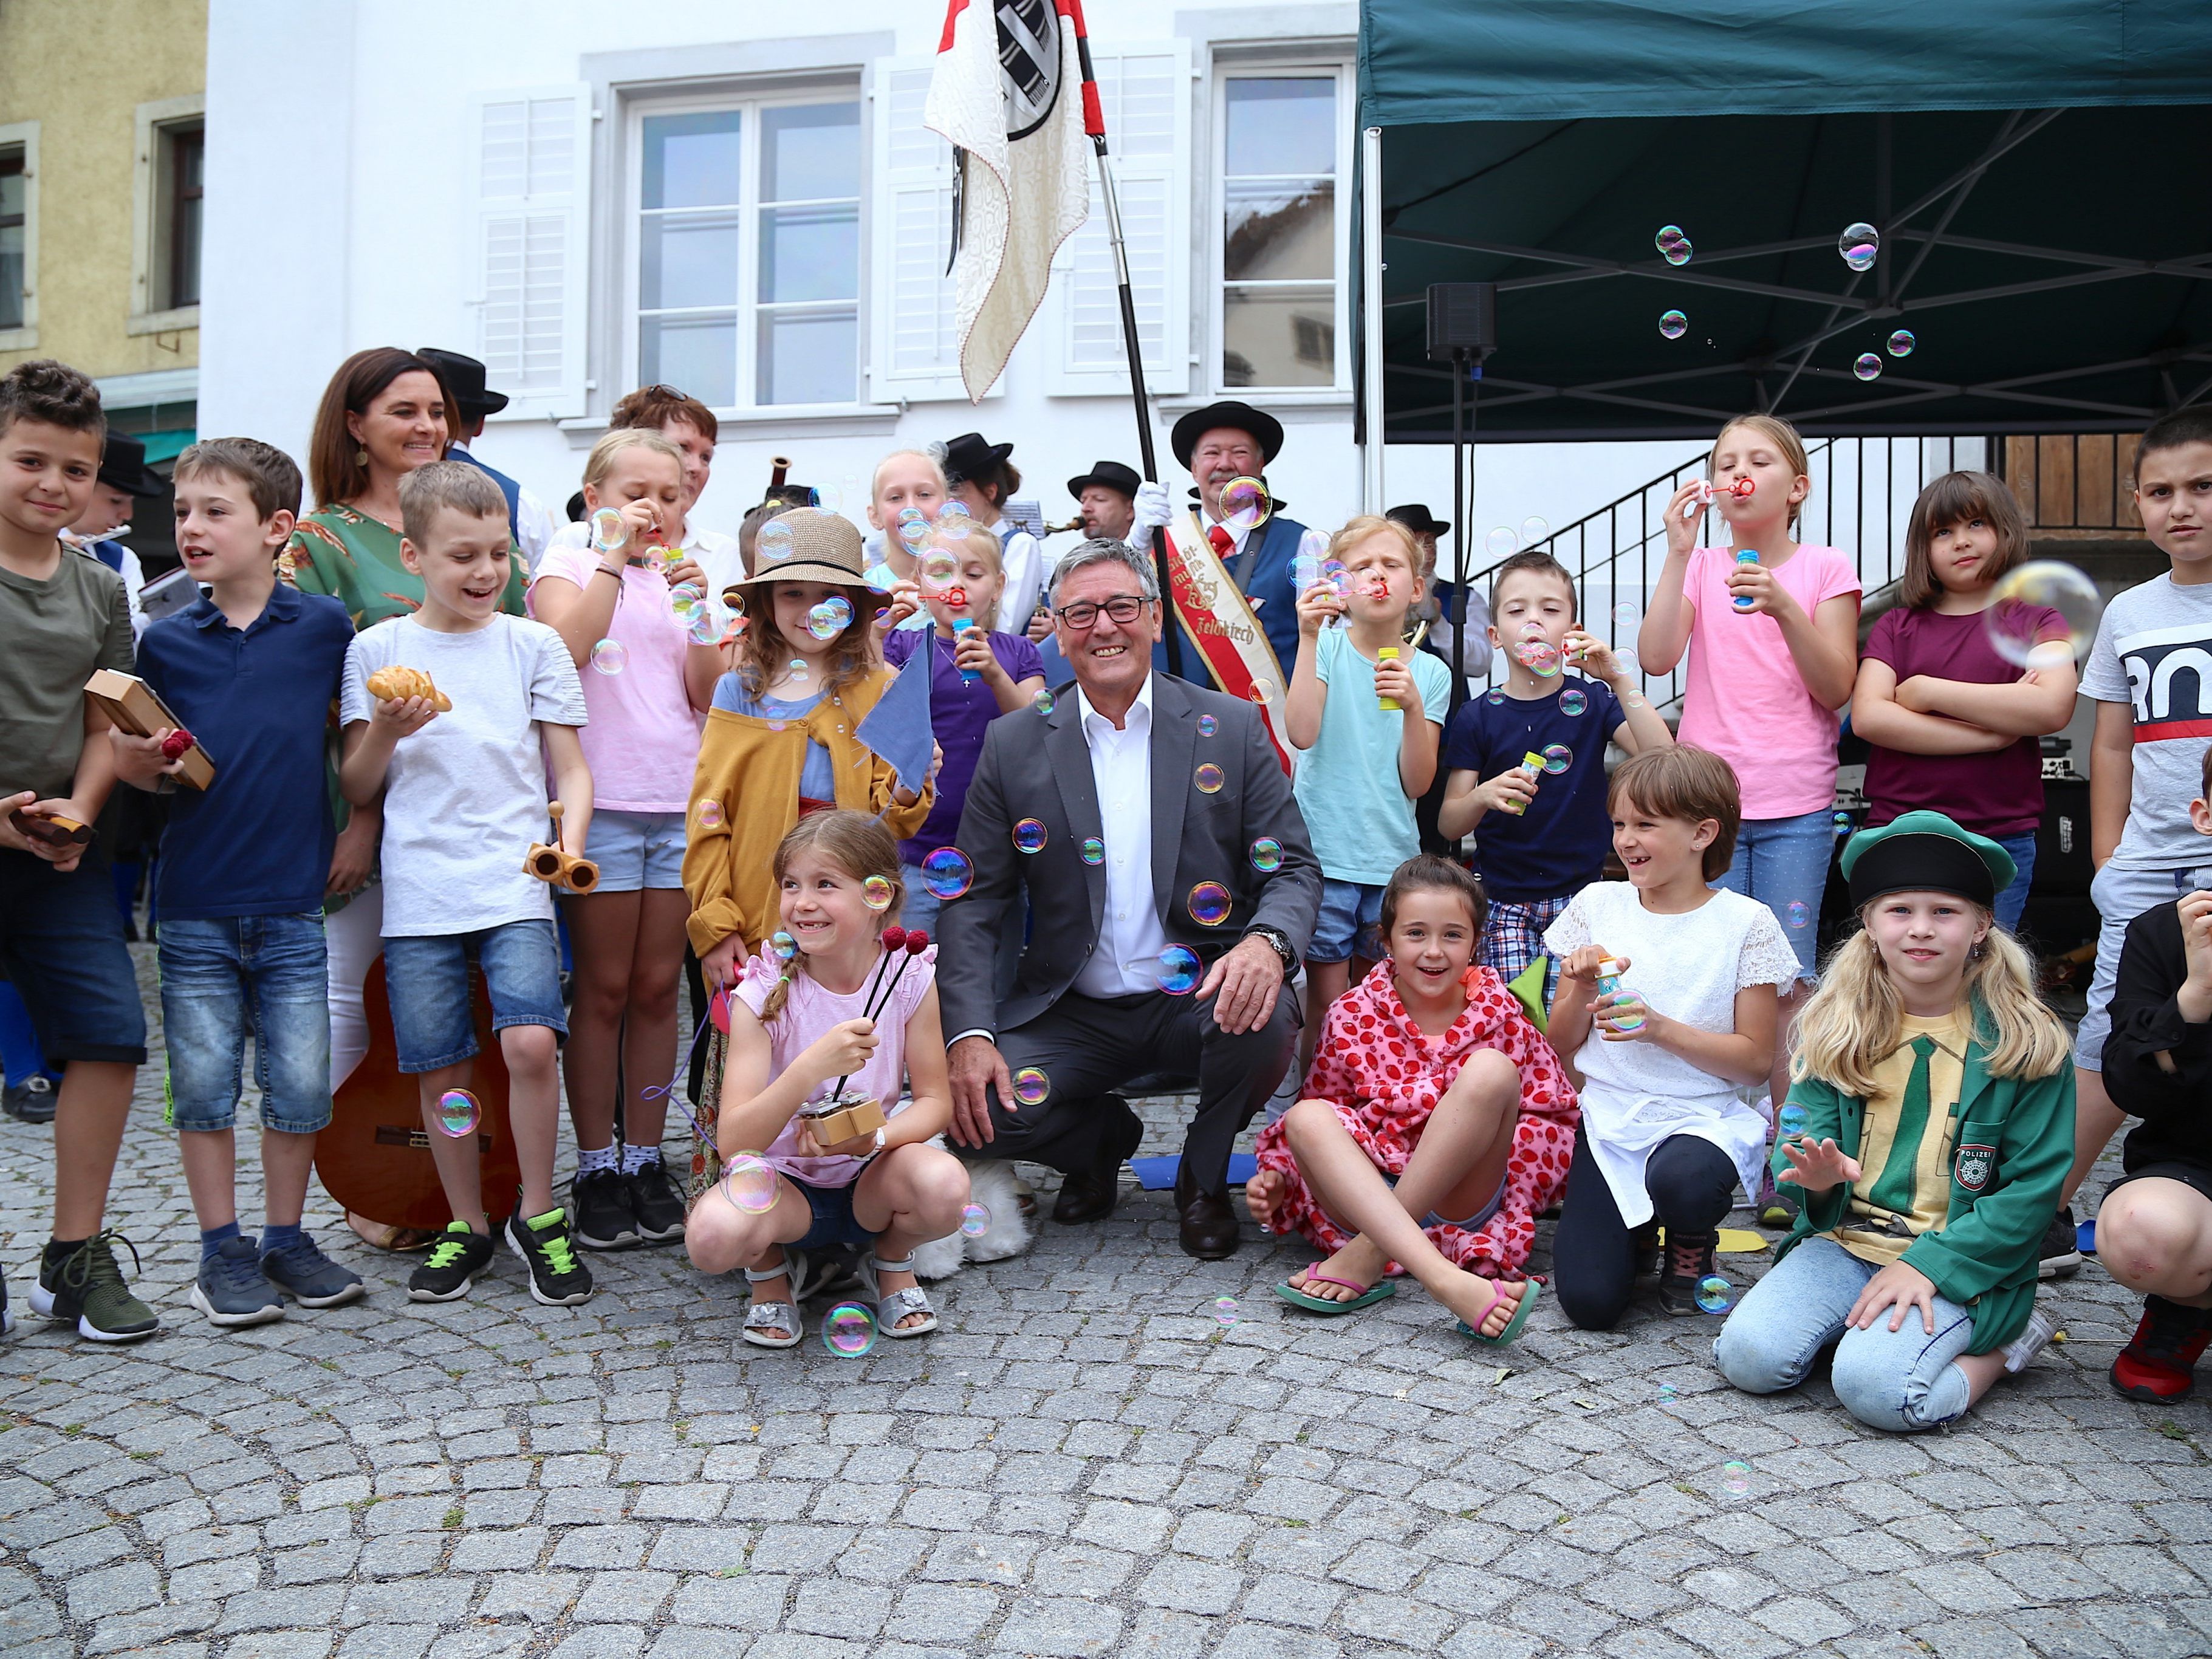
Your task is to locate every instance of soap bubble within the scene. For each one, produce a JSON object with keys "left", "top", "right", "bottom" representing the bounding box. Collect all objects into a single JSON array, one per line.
[
  {"left": 1080, "top": 837, "right": 1104, "bottom": 865},
  {"left": 787, "top": 658, "right": 809, "bottom": 683},
  {"left": 1485, "top": 686, "right": 1507, "bottom": 705},
  {"left": 1983, "top": 560, "right": 2102, "bottom": 669},
  {"left": 1012, "top": 818, "right": 1047, "bottom": 854},
  {"left": 756, "top": 520, "right": 796, "bottom": 561},
  {"left": 1888, "top": 329, "right": 1916, "bottom": 358},
  {"left": 959, "top": 1204, "right": 991, "bottom": 1239},
  {"left": 688, "top": 604, "right": 725, "bottom": 646},
  {"left": 1854, "top": 353, "right": 1883, "bottom": 381},
  {"left": 1188, "top": 882, "right": 1232, "bottom": 926},
  {"left": 896, "top": 508, "right": 931, "bottom": 552},
  {"left": 1032, "top": 689, "right": 1056, "bottom": 716},
  {"left": 861, "top": 875, "right": 895, "bottom": 912},
  {"left": 589, "top": 507, "right": 629, "bottom": 555},
  {"left": 1695, "top": 1275, "right": 1734, "bottom": 1313},
  {"left": 1248, "top": 679, "right": 1278, "bottom": 705},
  {"left": 669, "top": 579, "right": 704, "bottom": 614},
  {"left": 1196, "top": 714, "right": 1219, "bottom": 737},
  {"left": 1486, "top": 526, "right": 1518, "bottom": 558},
  {"left": 769, "top": 931, "right": 799, "bottom": 961},
  {"left": 1194, "top": 762, "right": 1225, "bottom": 795},
  {"left": 1656, "top": 224, "right": 1693, "bottom": 266},
  {"left": 1777, "top": 1103, "right": 1809, "bottom": 1138},
  {"left": 806, "top": 597, "right": 852, "bottom": 640},
  {"left": 1211, "top": 1296, "right": 1241, "bottom": 1325},
  {"left": 937, "top": 500, "right": 973, "bottom": 532},
  {"left": 721, "top": 1152, "right": 778, "bottom": 1214},
  {"left": 1519, "top": 516, "right": 1550, "bottom": 547},
  {"left": 1839, "top": 222, "right": 1879, "bottom": 272},
  {"left": 1248, "top": 837, "right": 1283, "bottom": 873},
  {"left": 1787, "top": 901, "right": 1811, "bottom": 929},
  {"left": 1157, "top": 945, "right": 1202, "bottom": 994},
  {"left": 1011, "top": 1067, "right": 1050, "bottom": 1106},
  {"left": 434, "top": 1090, "right": 480, "bottom": 1138},
  {"left": 1832, "top": 810, "right": 1853, "bottom": 835},
  {"left": 920, "top": 846, "right": 974, "bottom": 900},
  {"left": 696, "top": 799, "right": 724, "bottom": 829},
  {"left": 822, "top": 1302, "right": 877, "bottom": 1356},
  {"left": 1220, "top": 476, "right": 1270, "bottom": 532},
  {"left": 1612, "top": 600, "right": 1642, "bottom": 626},
  {"left": 1559, "top": 688, "right": 1587, "bottom": 717},
  {"left": 918, "top": 547, "right": 960, "bottom": 592},
  {"left": 1290, "top": 553, "right": 1324, "bottom": 592},
  {"left": 589, "top": 638, "right": 628, "bottom": 676},
  {"left": 1659, "top": 309, "right": 1688, "bottom": 340},
  {"left": 1540, "top": 744, "right": 1573, "bottom": 775},
  {"left": 1722, "top": 1460, "right": 1752, "bottom": 1496}
]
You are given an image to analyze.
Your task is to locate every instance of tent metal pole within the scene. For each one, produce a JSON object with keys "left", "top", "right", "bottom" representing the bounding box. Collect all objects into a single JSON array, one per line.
[{"left": 1361, "top": 125, "right": 1386, "bottom": 515}]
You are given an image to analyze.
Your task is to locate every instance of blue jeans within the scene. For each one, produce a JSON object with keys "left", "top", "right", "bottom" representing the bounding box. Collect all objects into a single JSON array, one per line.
[
  {"left": 382, "top": 920, "right": 566, "bottom": 1073},
  {"left": 158, "top": 914, "right": 333, "bottom": 1134},
  {"left": 1712, "top": 1235, "right": 1980, "bottom": 1432},
  {"left": 1712, "top": 809, "right": 1834, "bottom": 980},
  {"left": 1991, "top": 831, "right": 2037, "bottom": 936},
  {"left": 1309, "top": 878, "right": 1386, "bottom": 965}
]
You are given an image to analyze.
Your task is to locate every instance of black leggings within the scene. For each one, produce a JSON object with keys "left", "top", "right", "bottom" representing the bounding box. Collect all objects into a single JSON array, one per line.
[{"left": 1553, "top": 1125, "right": 1739, "bottom": 1331}]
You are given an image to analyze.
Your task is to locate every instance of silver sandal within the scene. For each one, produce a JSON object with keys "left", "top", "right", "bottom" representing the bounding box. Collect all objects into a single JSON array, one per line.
[
  {"left": 858, "top": 1251, "right": 939, "bottom": 1338},
  {"left": 741, "top": 1247, "right": 813, "bottom": 1349}
]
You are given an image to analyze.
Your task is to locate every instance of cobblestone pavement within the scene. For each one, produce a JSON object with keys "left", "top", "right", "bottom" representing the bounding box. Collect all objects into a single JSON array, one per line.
[{"left": 2, "top": 951, "right": 2208, "bottom": 1659}]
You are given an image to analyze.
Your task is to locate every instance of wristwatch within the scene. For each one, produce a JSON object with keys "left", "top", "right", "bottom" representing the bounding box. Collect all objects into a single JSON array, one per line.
[{"left": 1245, "top": 925, "right": 1297, "bottom": 975}]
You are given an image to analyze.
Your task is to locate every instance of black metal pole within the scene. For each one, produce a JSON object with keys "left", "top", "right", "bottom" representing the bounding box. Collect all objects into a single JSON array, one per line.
[{"left": 1450, "top": 351, "right": 1466, "bottom": 703}]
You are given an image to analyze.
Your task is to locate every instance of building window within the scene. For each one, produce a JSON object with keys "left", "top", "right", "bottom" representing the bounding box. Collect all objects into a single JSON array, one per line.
[
  {"left": 1217, "top": 71, "right": 1343, "bottom": 391},
  {"left": 161, "top": 121, "right": 203, "bottom": 311},
  {"left": 634, "top": 94, "right": 861, "bottom": 410},
  {"left": 0, "top": 149, "right": 24, "bottom": 332}
]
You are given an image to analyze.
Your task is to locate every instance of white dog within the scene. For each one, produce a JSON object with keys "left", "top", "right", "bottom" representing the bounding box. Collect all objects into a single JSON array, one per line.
[{"left": 911, "top": 1153, "right": 1031, "bottom": 1280}]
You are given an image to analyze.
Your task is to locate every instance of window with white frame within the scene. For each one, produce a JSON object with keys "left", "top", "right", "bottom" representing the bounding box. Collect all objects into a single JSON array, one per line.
[
  {"left": 0, "top": 146, "right": 24, "bottom": 332},
  {"left": 632, "top": 92, "right": 862, "bottom": 411},
  {"left": 1215, "top": 67, "right": 1347, "bottom": 392}
]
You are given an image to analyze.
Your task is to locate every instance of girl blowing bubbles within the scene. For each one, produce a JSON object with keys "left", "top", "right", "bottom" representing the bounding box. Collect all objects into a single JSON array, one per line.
[
  {"left": 1714, "top": 812, "right": 2073, "bottom": 1432},
  {"left": 685, "top": 813, "right": 970, "bottom": 1347},
  {"left": 1246, "top": 857, "right": 1577, "bottom": 1344}
]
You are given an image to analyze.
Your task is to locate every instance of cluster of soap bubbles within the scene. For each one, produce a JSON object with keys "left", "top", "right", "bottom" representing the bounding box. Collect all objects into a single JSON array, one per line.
[
  {"left": 806, "top": 595, "right": 853, "bottom": 641},
  {"left": 1486, "top": 517, "right": 1553, "bottom": 559},
  {"left": 1840, "top": 221, "right": 1879, "bottom": 272},
  {"left": 1655, "top": 224, "right": 1693, "bottom": 265},
  {"left": 1984, "top": 560, "right": 2102, "bottom": 669},
  {"left": 1512, "top": 620, "right": 1562, "bottom": 679}
]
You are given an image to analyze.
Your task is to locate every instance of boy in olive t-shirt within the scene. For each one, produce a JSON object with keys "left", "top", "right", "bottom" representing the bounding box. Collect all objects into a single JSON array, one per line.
[{"left": 0, "top": 360, "right": 156, "bottom": 1343}]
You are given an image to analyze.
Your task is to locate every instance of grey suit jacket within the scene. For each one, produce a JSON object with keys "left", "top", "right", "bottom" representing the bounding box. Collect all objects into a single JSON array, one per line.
[{"left": 936, "top": 671, "right": 1321, "bottom": 1040}]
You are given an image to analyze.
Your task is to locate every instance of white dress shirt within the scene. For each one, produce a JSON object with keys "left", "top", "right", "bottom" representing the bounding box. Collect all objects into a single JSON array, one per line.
[
  {"left": 1072, "top": 674, "right": 1171, "bottom": 999},
  {"left": 991, "top": 517, "right": 1047, "bottom": 635}
]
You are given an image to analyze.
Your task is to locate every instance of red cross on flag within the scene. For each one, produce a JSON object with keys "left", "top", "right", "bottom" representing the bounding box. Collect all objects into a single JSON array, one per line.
[{"left": 926, "top": 0, "right": 1102, "bottom": 403}]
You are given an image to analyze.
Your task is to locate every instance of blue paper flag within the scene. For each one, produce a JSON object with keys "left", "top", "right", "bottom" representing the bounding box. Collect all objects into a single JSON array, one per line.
[
  {"left": 1130, "top": 1153, "right": 1256, "bottom": 1191},
  {"left": 855, "top": 651, "right": 935, "bottom": 799}
]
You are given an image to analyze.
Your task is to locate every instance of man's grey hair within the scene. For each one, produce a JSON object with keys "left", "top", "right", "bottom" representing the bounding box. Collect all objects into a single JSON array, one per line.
[{"left": 1048, "top": 537, "right": 1160, "bottom": 606}]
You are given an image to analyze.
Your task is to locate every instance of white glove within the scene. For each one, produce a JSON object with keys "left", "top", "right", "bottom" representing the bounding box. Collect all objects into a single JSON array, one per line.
[{"left": 1129, "top": 480, "right": 1174, "bottom": 536}]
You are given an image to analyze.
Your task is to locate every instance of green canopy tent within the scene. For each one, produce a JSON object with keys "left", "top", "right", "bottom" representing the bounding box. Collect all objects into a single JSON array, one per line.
[{"left": 1355, "top": 0, "right": 2212, "bottom": 445}]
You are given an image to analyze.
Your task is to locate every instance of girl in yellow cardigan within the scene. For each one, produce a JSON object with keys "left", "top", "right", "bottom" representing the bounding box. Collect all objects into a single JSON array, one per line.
[{"left": 685, "top": 509, "right": 933, "bottom": 987}]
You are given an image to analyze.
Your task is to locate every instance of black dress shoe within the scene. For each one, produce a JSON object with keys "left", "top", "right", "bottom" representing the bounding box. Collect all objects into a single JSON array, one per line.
[
  {"left": 1174, "top": 1168, "right": 1241, "bottom": 1259},
  {"left": 1052, "top": 1160, "right": 1123, "bottom": 1224}
]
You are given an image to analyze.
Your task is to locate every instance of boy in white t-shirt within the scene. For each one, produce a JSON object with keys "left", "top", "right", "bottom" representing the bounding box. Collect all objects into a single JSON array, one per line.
[{"left": 339, "top": 462, "right": 595, "bottom": 1309}]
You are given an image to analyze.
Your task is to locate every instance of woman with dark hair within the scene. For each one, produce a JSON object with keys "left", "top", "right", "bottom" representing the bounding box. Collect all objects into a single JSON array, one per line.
[{"left": 286, "top": 348, "right": 530, "bottom": 1248}]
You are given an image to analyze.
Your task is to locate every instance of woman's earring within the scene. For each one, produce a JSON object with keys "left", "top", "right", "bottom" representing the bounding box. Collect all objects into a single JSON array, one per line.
[{"left": 357, "top": 448, "right": 369, "bottom": 467}]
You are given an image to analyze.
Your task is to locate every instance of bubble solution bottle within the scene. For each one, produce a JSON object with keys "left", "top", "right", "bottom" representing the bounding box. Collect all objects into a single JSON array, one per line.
[
  {"left": 1376, "top": 646, "right": 1400, "bottom": 711},
  {"left": 1732, "top": 550, "right": 1760, "bottom": 611},
  {"left": 1594, "top": 956, "right": 1643, "bottom": 1031},
  {"left": 950, "top": 615, "right": 981, "bottom": 685}
]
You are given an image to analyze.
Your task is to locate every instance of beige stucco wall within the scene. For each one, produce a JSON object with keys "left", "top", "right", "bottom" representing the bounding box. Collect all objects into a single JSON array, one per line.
[{"left": 0, "top": 0, "right": 207, "bottom": 378}]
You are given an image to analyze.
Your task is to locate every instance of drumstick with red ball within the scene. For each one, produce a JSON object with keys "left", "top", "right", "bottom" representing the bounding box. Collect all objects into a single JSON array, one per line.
[
  {"left": 830, "top": 928, "right": 908, "bottom": 1101},
  {"left": 865, "top": 929, "right": 931, "bottom": 1026}
]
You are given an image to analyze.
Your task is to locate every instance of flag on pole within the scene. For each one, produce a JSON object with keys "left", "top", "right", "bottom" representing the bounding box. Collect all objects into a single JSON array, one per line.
[{"left": 926, "top": 0, "right": 1100, "bottom": 403}]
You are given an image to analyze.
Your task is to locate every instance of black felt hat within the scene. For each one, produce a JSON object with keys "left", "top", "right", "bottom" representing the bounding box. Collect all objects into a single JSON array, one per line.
[
  {"left": 942, "top": 432, "right": 1013, "bottom": 485},
  {"left": 1067, "top": 460, "right": 1141, "bottom": 501},
  {"left": 417, "top": 347, "right": 510, "bottom": 420},
  {"left": 1170, "top": 400, "right": 1284, "bottom": 469},
  {"left": 97, "top": 433, "right": 166, "bottom": 497},
  {"left": 1386, "top": 503, "right": 1451, "bottom": 537}
]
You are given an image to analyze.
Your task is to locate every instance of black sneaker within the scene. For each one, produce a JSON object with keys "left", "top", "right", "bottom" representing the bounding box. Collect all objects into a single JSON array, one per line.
[
  {"left": 626, "top": 1158, "right": 687, "bottom": 1243},
  {"left": 1630, "top": 1223, "right": 1662, "bottom": 1284},
  {"left": 4, "top": 1074, "right": 56, "bottom": 1124},
  {"left": 407, "top": 1222, "right": 495, "bottom": 1302},
  {"left": 1, "top": 1258, "right": 13, "bottom": 1336},
  {"left": 30, "top": 1232, "right": 158, "bottom": 1341},
  {"left": 1656, "top": 1230, "right": 1719, "bottom": 1316},
  {"left": 505, "top": 1207, "right": 594, "bottom": 1306},
  {"left": 571, "top": 1168, "right": 639, "bottom": 1251},
  {"left": 2039, "top": 1206, "right": 2083, "bottom": 1279}
]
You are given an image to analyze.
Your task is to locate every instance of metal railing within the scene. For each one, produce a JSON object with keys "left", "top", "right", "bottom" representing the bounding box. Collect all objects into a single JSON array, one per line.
[{"left": 1456, "top": 436, "right": 1988, "bottom": 712}]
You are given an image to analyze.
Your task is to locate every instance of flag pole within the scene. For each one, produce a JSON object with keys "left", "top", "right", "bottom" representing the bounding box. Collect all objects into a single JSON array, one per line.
[{"left": 1092, "top": 135, "right": 1183, "bottom": 677}]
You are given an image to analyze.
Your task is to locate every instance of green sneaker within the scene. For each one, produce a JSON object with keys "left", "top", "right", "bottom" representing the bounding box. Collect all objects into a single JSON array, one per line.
[
  {"left": 505, "top": 1206, "right": 594, "bottom": 1307},
  {"left": 406, "top": 1222, "right": 495, "bottom": 1303},
  {"left": 30, "top": 1232, "right": 158, "bottom": 1343}
]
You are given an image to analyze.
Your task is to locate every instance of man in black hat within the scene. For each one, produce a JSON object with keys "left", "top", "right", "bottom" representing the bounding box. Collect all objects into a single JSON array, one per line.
[
  {"left": 66, "top": 432, "right": 169, "bottom": 638},
  {"left": 1066, "top": 459, "right": 1141, "bottom": 544},
  {"left": 419, "top": 347, "right": 555, "bottom": 569},
  {"left": 1169, "top": 400, "right": 1310, "bottom": 674},
  {"left": 1387, "top": 502, "right": 1492, "bottom": 682},
  {"left": 942, "top": 431, "right": 1045, "bottom": 634}
]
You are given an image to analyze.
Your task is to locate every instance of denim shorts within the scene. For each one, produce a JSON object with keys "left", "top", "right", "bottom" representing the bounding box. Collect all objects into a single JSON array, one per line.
[
  {"left": 582, "top": 809, "right": 687, "bottom": 893},
  {"left": 0, "top": 846, "right": 147, "bottom": 1067},
  {"left": 788, "top": 1174, "right": 877, "bottom": 1251},
  {"left": 1711, "top": 809, "right": 1835, "bottom": 982},
  {"left": 2076, "top": 860, "right": 2182, "bottom": 1068},
  {"left": 1310, "top": 877, "right": 1386, "bottom": 965},
  {"left": 382, "top": 919, "right": 566, "bottom": 1073},
  {"left": 159, "top": 914, "right": 332, "bottom": 1134}
]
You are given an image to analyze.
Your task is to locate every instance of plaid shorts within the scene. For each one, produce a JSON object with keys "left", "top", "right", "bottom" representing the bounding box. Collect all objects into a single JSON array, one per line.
[{"left": 1478, "top": 892, "right": 1572, "bottom": 1007}]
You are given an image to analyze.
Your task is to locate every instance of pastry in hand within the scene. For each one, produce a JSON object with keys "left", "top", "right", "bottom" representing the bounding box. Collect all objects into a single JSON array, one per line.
[{"left": 365, "top": 665, "right": 452, "bottom": 711}]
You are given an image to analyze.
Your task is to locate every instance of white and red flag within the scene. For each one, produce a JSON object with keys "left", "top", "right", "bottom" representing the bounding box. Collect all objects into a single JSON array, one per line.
[{"left": 926, "top": 0, "right": 1101, "bottom": 402}]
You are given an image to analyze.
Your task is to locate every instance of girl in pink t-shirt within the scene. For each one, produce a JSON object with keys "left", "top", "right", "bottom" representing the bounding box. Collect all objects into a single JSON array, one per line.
[
  {"left": 684, "top": 811, "right": 968, "bottom": 1349},
  {"left": 529, "top": 429, "right": 724, "bottom": 1251}
]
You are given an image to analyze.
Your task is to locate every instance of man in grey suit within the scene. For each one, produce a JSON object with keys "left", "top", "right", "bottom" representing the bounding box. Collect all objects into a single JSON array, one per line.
[{"left": 939, "top": 539, "right": 1321, "bottom": 1259}]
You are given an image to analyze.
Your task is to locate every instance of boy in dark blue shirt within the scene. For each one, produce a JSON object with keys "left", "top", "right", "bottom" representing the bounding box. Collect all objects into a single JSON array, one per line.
[
  {"left": 115, "top": 438, "right": 362, "bottom": 1327},
  {"left": 1438, "top": 552, "right": 1674, "bottom": 1003}
]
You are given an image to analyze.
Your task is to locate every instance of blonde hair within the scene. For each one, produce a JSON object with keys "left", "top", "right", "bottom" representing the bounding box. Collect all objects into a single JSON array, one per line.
[
  {"left": 1712, "top": 413, "right": 1811, "bottom": 530},
  {"left": 1792, "top": 915, "right": 2070, "bottom": 1096},
  {"left": 582, "top": 427, "right": 684, "bottom": 493},
  {"left": 1327, "top": 513, "right": 1422, "bottom": 569},
  {"left": 943, "top": 525, "right": 1004, "bottom": 575},
  {"left": 871, "top": 448, "right": 948, "bottom": 504},
  {"left": 756, "top": 812, "right": 905, "bottom": 1021}
]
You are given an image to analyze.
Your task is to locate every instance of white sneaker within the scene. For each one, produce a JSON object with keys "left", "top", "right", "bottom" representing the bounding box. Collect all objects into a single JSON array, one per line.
[{"left": 2002, "top": 1307, "right": 2058, "bottom": 1374}]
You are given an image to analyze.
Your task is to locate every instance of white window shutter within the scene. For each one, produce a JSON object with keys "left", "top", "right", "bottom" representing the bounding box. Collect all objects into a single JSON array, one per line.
[
  {"left": 470, "top": 87, "right": 589, "bottom": 419},
  {"left": 867, "top": 59, "right": 973, "bottom": 404},
  {"left": 1045, "top": 41, "right": 1190, "bottom": 397}
]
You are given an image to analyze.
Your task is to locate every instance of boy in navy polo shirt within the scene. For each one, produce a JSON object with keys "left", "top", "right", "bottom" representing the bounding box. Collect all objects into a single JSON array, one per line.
[
  {"left": 114, "top": 438, "right": 363, "bottom": 1327},
  {"left": 1439, "top": 551, "right": 1674, "bottom": 1003}
]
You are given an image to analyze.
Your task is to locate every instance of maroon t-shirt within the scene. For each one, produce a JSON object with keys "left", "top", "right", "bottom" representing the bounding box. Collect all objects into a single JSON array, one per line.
[{"left": 1860, "top": 604, "right": 2061, "bottom": 836}]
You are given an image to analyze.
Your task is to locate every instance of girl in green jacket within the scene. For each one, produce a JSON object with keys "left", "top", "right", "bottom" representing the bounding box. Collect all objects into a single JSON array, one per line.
[{"left": 1714, "top": 810, "right": 2074, "bottom": 1432}]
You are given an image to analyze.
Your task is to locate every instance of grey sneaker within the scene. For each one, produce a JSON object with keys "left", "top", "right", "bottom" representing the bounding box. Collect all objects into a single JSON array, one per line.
[
  {"left": 189, "top": 1236, "right": 286, "bottom": 1329},
  {"left": 31, "top": 1231, "right": 159, "bottom": 1342},
  {"left": 261, "top": 1232, "right": 366, "bottom": 1308}
]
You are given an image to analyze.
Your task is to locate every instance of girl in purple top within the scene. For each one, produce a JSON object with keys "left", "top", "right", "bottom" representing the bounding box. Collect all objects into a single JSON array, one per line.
[{"left": 1851, "top": 471, "right": 2077, "bottom": 933}]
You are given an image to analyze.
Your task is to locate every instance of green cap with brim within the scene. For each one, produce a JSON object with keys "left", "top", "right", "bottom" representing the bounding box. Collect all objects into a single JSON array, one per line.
[{"left": 1840, "top": 809, "right": 2016, "bottom": 912}]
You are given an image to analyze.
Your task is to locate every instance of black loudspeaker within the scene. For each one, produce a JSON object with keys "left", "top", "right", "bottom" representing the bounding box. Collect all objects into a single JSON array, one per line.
[{"left": 1426, "top": 282, "right": 1497, "bottom": 362}]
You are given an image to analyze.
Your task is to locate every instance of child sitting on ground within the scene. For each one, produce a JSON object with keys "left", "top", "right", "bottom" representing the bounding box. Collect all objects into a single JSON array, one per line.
[
  {"left": 1714, "top": 810, "right": 2072, "bottom": 1432},
  {"left": 683, "top": 812, "right": 970, "bottom": 1347},
  {"left": 1247, "top": 855, "right": 1578, "bottom": 1345}
]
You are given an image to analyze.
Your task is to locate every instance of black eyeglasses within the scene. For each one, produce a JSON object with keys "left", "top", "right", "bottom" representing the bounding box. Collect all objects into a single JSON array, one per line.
[
  {"left": 1053, "top": 594, "right": 1149, "bottom": 630},
  {"left": 637, "top": 383, "right": 686, "bottom": 401}
]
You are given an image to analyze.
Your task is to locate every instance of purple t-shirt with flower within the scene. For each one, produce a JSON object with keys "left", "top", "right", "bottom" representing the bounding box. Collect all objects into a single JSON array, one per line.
[{"left": 884, "top": 627, "right": 1044, "bottom": 862}]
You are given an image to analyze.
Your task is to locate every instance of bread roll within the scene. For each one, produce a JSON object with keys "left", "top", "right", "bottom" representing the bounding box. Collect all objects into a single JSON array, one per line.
[{"left": 365, "top": 665, "right": 452, "bottom": 711}]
